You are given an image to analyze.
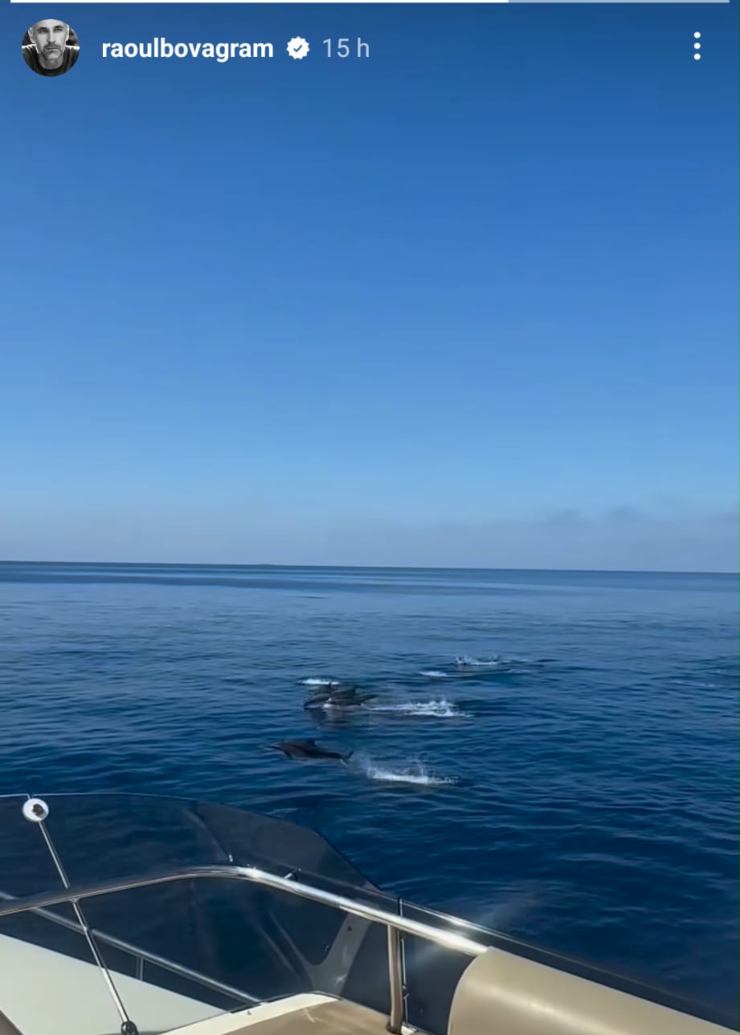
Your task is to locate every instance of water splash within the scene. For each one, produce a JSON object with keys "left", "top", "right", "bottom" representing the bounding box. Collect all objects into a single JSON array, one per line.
[
  {"left": 300, "top": 678, "right": 342, "bottom": 687},
  {"left": 455, "top": 655, "right": 503, "bottom": 668},
  {"left": 367, "top": 698, "right": 471, "bottom": 718},
  {"left": 351, "top": 753, "right": 457, "bottom": 786},
  {"left": 419, "top": 669, "right": 449, "bottom": 678}
]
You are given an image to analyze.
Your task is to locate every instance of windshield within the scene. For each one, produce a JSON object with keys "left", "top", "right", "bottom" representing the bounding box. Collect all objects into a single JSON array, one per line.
[
  {"left": 0, "top": 792, "right": 377, "bottom": 896},
  {"left": 0, "top": 793, "right": 400, "bottom": 1033}
]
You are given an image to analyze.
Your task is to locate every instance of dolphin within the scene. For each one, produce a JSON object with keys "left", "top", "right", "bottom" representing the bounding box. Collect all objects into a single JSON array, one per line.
[
  {"left": 266, "top": 738, "right": 353, "bottom": 763},
  {"left": 454, "top": 655, "right": 503, "bottom": 671},
  {"left": 308, "top": 683, "right": 359, "bottom": 697},
  {"left": 304, "top": 688, "right": 378, "bottom": 710}
]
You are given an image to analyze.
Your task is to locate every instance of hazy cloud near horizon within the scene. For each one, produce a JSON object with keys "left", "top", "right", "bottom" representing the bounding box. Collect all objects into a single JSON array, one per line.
[
  {"left": 324, "top": 507, "right": 738, "bottom": 572},
  {"left": 1, "top": 504, "right": 737, "bottom": 572}
]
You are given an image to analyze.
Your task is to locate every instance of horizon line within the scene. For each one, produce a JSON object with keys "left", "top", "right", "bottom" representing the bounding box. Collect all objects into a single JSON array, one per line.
[{"left": 0, "top": 559, "right": 736, "bottom": 577}]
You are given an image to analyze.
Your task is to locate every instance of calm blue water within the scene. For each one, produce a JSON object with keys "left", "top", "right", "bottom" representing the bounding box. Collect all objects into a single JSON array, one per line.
[{"left": 0, "top": 563, "right": 737, "bottom": 1020}]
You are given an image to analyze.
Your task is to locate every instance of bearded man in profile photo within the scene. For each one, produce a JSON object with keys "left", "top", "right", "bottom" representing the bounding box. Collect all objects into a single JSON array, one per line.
[{"left": 23, "top": 19, "right": 80, "bottom": 77}]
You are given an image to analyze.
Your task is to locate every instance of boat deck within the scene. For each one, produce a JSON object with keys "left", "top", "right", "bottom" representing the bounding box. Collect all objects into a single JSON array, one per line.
[{"left": 185, "top": 1000, "right": 391, "bottom": 1035}]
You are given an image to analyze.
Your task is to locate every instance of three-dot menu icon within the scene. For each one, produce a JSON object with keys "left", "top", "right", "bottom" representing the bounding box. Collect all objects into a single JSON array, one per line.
[{"left": 693, "top": 32, "right": 702, "bottom": 62}]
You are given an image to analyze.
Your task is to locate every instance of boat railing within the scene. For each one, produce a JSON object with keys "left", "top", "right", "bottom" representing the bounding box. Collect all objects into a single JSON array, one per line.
[
  {"left": 0, "top": 888, "right": 262, "bottom": 1007},
  {"left": 0, "top": 864, "right": 489, "bottom": 1034}
]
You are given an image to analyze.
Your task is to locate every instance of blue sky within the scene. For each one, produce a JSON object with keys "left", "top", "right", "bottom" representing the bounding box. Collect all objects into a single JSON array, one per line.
[{"left": 1, "top": 3, "right": 737, "bottom": 570}]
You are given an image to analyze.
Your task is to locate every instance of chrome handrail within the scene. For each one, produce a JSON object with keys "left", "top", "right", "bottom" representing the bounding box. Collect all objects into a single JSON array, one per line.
[
  {"left": 0, "top": 864, "right": 489, "bottom": 955},
  {"left": 0, "top": 863, "right": 488, "bottom": 1034}
]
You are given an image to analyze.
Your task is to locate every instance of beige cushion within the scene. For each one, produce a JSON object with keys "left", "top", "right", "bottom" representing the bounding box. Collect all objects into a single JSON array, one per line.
[{"left": 448, "top": 949, "right": 732, "bottom": 1035}]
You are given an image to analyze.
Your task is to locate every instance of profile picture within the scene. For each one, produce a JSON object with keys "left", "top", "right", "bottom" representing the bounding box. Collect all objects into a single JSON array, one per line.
[{"left": 22, "top": 19, "right": 79, "bottom": 77}]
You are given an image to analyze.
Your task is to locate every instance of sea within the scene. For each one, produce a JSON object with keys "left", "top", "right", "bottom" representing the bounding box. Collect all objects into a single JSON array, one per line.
[{"left": 0, "top": 562, "right": 737, "bottom": 1023}]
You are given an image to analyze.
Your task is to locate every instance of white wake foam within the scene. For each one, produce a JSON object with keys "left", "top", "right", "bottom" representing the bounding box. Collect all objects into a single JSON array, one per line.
[
  {"left": 354, "top": 755, "right": 457, "bottom": 786},
  {"left": 301, "top": 678, "right": 342, "bottom": 687},
  {"left": 368, "top": 698, "right": 469, "bottom": 718},
  {"left": 455, "top": 655, "right": 502, "bottom": 668},
  {"left": 419, "top": 669, "right": 449, "bottom": 678}
]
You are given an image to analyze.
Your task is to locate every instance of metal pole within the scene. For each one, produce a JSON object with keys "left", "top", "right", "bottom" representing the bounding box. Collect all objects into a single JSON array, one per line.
[
  {"left": 386, "top": 925, "right": 404, "bottom": 1034},
  {"left": 29, "top": 801, "right": 137, "bottom": 1035}
]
